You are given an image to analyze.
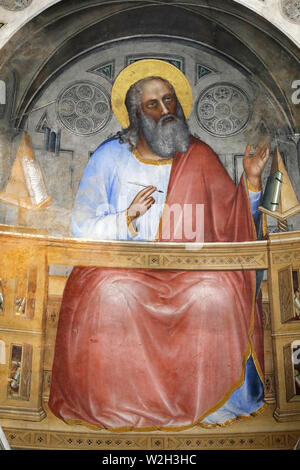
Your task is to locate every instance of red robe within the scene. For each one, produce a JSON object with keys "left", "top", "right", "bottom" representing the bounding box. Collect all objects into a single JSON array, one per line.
[{"left": 49, "top": 137, "right": 264, "bottom": 431}]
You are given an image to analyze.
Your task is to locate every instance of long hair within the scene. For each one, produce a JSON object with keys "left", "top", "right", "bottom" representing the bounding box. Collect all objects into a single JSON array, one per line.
[{"left": 116, "top": 77, "right": 180, "bottom": 150}]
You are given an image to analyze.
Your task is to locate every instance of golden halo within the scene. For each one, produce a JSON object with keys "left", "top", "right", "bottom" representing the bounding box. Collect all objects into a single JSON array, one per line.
[{"left": 111, "top": 59, "right": 193, "bottom": 128}]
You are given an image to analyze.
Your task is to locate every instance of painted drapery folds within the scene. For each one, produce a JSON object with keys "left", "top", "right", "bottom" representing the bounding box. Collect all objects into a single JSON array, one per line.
[{"left": 49, "top": 60, "right": 267, "bottom": 431}]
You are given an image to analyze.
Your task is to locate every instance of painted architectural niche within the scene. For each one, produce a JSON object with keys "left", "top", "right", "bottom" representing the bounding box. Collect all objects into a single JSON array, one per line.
[
  {"left": 8, "top": 343, "right": 32, "bottom": 401},
  {"left": 0, "top": 0, "right": 32, "bottom": 10},
  {"left": 284, "top": 340, "right": 300, "bottom": 401}
]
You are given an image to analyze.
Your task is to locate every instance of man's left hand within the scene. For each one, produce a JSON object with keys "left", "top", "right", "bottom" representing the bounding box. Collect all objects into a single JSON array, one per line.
[{"left": 243, "top": 144, "right": 270, "bottom": 190}]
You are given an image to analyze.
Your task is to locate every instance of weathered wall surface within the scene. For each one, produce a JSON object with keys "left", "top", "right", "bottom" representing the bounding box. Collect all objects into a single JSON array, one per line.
[
  {"left": 0, "top": 1, "right": 299, "bottom": 48},
  {"left": 0, "top": 0, "right": 299, "bottom": 234}
]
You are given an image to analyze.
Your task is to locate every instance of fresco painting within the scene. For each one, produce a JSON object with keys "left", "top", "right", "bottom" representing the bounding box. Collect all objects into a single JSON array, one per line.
[{"left": 0, "top": 0, "right": 300, "bottom": 450}]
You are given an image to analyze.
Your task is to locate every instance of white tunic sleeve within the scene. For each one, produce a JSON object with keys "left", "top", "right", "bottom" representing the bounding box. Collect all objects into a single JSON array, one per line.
[{"left": 71, "top": 140, "right": 137, "bottom": 240}]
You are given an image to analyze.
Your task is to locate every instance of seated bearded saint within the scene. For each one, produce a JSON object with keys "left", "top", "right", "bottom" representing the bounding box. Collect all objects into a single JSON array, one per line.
[{"left": 49, "top": 62, "right": 270, "bottom": 431}]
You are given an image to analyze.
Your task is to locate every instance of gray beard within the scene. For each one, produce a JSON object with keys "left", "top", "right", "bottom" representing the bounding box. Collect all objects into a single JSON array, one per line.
[{"left": 139, "top": 111, "right": 190, "bottom": 158}]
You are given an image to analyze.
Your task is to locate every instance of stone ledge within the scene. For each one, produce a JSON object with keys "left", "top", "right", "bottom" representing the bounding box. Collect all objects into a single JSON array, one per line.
[{"left": 2, "top": 403, "right": 300, "bottom": 450}]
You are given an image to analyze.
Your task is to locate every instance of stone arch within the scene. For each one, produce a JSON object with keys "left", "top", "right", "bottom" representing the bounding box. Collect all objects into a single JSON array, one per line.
[{"left": 0, "top": 1, "right": 299, "bottom": 49}]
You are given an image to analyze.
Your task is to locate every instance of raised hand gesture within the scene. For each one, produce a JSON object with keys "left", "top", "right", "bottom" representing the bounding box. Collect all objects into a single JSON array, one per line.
[{"left": 243, "top": 144, "right": 270, "bottom": 190}]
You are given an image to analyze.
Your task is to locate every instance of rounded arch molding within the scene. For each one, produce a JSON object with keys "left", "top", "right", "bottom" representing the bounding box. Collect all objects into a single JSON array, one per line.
[
  {"left": 0, "top": 0, "right": 299, "bottom": 49},
  {"left": 0, "top": 0, "right": 299, "bottom": 132}
]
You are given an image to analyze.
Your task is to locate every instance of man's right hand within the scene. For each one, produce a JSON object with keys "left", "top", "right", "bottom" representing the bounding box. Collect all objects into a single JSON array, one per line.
[{"left": 127, "top": 186, "right": 156, "bottom": 223}]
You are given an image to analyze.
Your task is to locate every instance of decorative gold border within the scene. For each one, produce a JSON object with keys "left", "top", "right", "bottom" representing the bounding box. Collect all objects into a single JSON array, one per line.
[
  {"left": 247, "top": 179, "right": 262, "bottom": 193},
  {"left": 132, "top": 149, "right": 173, "bottom": 166},
  {"left": 0, "top": 226, "right": 270, "bottom": 270},
  {"left": 4, "top": 425, "right": 300, "bottom": 450},
  {"left": 64, "top": 402, "right": 267, "bottom": 433}
]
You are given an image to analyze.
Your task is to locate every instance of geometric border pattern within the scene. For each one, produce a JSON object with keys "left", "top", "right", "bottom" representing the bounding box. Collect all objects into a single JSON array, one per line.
[
  {"left": 87, "top": 61, "right": 115, "bottom": 83},
  {"left": 195, "top": 64, "right": 218, "bottom": 85},
  {"left": 0, "top": 229, "right": 270, "bottom": 271},
  {"left": 35, "top": 111, "right": 51, "bottom": 133},
  {"left": 3, "top": 427, "right": 300, "bottom": 450},
  {"left": 272, "top": 249, "right": 300, "bottom": 265}
]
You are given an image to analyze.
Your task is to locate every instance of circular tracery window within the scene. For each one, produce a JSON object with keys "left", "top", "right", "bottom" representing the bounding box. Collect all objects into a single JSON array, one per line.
[
  {"left": 196, "top": 83, "right": 251, "bottom": 138},
  {"left": 56, "top": 81, "right": 111, "bottom": 136}
]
